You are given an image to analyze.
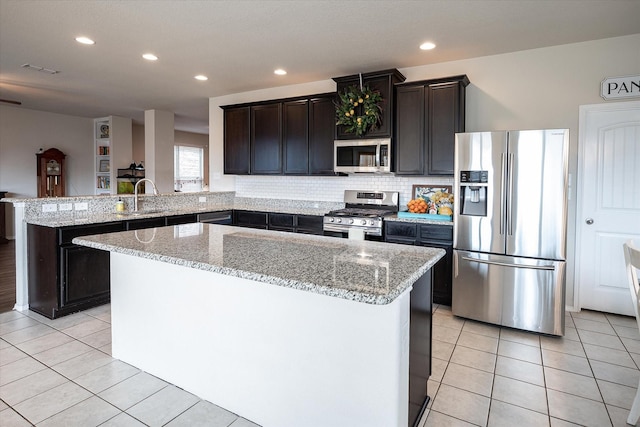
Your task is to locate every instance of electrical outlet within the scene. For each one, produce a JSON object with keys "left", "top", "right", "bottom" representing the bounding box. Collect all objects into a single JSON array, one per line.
[
  {"left": 199, "top": 196, "right": 206, "bottom": 203},
  {"left": 42, "top": 203, "right": 57, "bottom": 212},
  {"left": 59, "top": 203, "right": 73, "bottom": 211},
  {"left": 74, "top": 202, "right": 88, "bottom": 211}
]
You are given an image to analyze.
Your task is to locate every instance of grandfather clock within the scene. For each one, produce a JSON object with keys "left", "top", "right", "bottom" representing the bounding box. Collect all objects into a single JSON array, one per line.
[{"left": 37, "top": 148, "right": 66, "bottom": 197}]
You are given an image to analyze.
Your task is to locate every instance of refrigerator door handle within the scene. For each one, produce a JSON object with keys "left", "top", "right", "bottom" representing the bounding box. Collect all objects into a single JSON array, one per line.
[
  {"left": 461, "top": 255, "right": 556, "bottom": 271},
  {"left": 507, "top": 153, "right": 515, "bottom": 236},
  {"left": 500, "top": 153, "right": 506, "bottom": 235}
]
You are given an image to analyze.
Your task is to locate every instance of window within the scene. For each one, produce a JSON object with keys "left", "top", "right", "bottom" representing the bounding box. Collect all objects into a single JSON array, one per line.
[{"left": 174, "top": 145, "right": 204, "bottom": 192}]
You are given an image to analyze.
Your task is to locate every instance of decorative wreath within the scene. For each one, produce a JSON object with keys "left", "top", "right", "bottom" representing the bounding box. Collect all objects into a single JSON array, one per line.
[{"left": 335, "top": 85, "right": 383, "bottom": 136}]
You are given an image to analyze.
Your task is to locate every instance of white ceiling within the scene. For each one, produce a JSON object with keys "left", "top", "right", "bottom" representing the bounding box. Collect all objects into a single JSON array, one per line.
[{"left": 1, "top": 0, "right": 639, "bottom": 134}]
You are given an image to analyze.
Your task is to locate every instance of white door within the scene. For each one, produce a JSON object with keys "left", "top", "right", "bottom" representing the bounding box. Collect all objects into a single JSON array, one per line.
[{"left": 577, "top": 101, "right": 640, "bottom": 316}]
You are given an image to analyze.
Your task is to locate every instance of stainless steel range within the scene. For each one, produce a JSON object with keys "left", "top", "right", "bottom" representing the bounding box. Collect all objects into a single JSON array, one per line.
[{"left": 323, "top": 190, "right": 399, "bottom": 237}]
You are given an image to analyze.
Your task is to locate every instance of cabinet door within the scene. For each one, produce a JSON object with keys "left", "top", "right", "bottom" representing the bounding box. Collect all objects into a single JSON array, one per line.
[
  {"left": 251, "top": 103, "right": 282, "bottom": 174},
  {"left": 60, "top": 245, "right": 110, "bottom": 306},
  {"left": 419, "top": 240, "right": 453, "bottom": 306},
  {"left": 283, "top": 100, "right": 309, "bottom": 174},
  {"left": 125, "top": 217, "right": 166, "bottom": 230},
  {"left": 395, "top": 85, "right": 425, "bottom": 175},
  {"left": 269, "top": 213, "right": 295, "bottom": 231},
  {"left": 224, "top": 107, "right": 251, "bottom": 174},
  {"left": 335, "top": 71, "right": 403, "bottom": 139},
  {"left": 427, "top": 82, "right": 464, "bottom": 175},
  {"left": 309, "top": 95, "right": 336, "bottom": 175},
  {"left": 234, "top": 210, "right": 268, "bottom": 229},
  {"left": 166, "top": 214, "right": 197, "bottom": 225},
  {"left": 296, "top": 215, "right": 324, "bottom": 235},
  {"left": 385, "top": 221, "right": 418, "bottom": 240}
]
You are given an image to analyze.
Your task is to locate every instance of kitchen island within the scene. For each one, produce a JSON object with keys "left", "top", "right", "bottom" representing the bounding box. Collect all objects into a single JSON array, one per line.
[{"left": 74, "top": 224, "right": 444, "bottom": 427}]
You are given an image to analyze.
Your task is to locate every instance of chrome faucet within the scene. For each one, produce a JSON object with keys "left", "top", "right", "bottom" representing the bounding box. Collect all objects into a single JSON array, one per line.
[{"left": 134, "top": 178, "right": 159, "bottom": 211}]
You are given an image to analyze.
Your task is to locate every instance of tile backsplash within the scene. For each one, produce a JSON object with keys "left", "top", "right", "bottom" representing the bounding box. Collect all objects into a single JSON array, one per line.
[{"left": 235, "top": 175, "right": 454, "bottom": 206}]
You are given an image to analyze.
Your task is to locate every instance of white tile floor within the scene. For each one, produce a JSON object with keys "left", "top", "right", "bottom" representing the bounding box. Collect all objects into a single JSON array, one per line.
[{"left": 1, "top": 304, "right": 639, "bottom": 426}]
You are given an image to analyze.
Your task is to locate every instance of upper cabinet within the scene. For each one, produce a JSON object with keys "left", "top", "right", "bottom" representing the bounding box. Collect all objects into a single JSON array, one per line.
[
  {"left": 94, "top": 116, "right": 132, "bottom": 194},
  {"left": 223, "top": 107, "right": 251, "bottom": 175},
  {"left": 283, "top": 99, "right": 309, "bottom": 174},
  {"left": 394, "top": 75, "right": 469, "bottom": 176},
  {"left": 308, "top": 95, "right": 337, "bottom": 175},
  {"left": 251, "top": 103, "right": 282, "bottom": 174},
  {"left": 333, "top": 69, "right": 405, "bottom": 140},
  {"left": 222, "top": 93, "right": 336, "bottom": 176}
]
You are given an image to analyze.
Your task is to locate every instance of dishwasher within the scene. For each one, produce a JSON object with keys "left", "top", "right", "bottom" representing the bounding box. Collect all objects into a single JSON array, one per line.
[{"left": 196, "top": 211, "right": 233, "bottom": 225}]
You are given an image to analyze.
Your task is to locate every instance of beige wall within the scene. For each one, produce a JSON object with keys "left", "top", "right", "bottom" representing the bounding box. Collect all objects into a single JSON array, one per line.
[
  {"left": 0, "top": 106, "right": 95, "bottom": 237},
  {"left": 132, "top": 125, "right": 210, "bottom": 189},
  {"left": 0, "top": 111, "right": 209, "bottom": 237},
  {"left": 209, "top": 34, "right": 640, "bottom": 310}
]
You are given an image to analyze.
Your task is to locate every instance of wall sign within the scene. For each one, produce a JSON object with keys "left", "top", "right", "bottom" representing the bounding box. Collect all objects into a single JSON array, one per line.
[{"left": 601, "top": 75, "right": 640, "bottom": 100}]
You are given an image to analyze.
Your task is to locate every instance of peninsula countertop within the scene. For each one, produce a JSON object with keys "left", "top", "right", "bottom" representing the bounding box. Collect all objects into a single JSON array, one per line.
[{"left": 73, "top": 223, "right": 445, "bottom": 305}]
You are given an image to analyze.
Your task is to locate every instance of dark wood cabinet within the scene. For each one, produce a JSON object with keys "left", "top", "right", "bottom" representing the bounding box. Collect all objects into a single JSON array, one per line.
[
  {"left": 268, "top": 212, "right": 295, "bottom": 232},
  {"left": 283, "top": 100, "right": 309, "bottom": 174},
  {"left": 308, "top": 95, "right": 337, "bottom": 175},
  {"left": 234, "top": 210, "right": 268, "bottom": 229},
  {"left": 224, "top": 106, "right": 251, "bottom": 175},
  {"left": 251, "top": 103, "right": 282, "bottom": 174},
  {"left": 166, "top": 213, "right": 198, "bottom": 225},
  {"left": 334, "top": 69, "right": 405, "bottom": 139},
  {"left": 28, "top": 221, "right": 124, "bottom": 319},
  {"left": 223, "top": 92, "right": 336, "bottom": 176},
  {"left": 234, "top": 210, "right": 324, "bottom": 235},
  {"left": 296, "top": 214, "right": 324, "bottom": 235},
  {"left": 385, "top": 221, "right": 453, "bottom": 305},
  {"left": 125, "top": 217, "right": 166, "bottom": 230},
  {"left": 394, "top": 75, "right": 469, "bottom": 176},
  {"left": 60, "top": 245, "right": 110, "bottom": 306},
  {"left": 395, "top": 85, "right": 425, "bottom": 175}
]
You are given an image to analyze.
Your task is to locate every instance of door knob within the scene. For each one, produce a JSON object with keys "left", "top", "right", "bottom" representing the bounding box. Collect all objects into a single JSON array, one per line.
[{"left": 585, "top": 218, "right": 594, "bottom": 225}]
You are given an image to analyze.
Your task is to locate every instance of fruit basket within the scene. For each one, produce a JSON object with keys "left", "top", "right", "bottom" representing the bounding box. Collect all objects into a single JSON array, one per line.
[{"left": 399, "top": 188, "right": 454, "bottom": 220}]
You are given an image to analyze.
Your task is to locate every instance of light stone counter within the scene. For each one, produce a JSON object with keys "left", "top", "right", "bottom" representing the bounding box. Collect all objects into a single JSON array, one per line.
[
  {"left": 73, "top": 223, "right": 444, "bottom": 305},
  {"left": 73, "top": 223, "right": 441, "bottom": 427}
]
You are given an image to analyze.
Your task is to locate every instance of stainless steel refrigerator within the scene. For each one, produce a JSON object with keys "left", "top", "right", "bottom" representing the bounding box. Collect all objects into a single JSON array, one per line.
[{"left": 452, "top": 129, "right": 569, "bottom": 336}]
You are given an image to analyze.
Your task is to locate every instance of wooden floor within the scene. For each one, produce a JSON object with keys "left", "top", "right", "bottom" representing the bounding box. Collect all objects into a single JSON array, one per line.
[{"left": 0, "top": 240, "right": 16, "bottom": 313}]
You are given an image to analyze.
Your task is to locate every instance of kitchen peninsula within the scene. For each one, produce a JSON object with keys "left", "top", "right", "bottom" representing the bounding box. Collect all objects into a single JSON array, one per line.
[{"left": 73, "top": 223, "right": 444, "bottom": 427}]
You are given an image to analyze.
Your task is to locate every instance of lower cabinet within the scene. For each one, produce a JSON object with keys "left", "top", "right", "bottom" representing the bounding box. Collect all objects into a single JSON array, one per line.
[
  {"left": 28, "top": 222, "right": 124, "bottom": 319},
  {"left": 234, "top": 210, "right": 268, "bottom": 229},
  {"left": 385, "top": 221, "right": 453, "bottom": 305},
  {"left": 296, "top": 214, "right": 324, "bottom": 235},
  {"left": 234, "top": 210, "right": 324, "bottom": 235},
  {"left": 60, "top": 245, "right": 110, "bottom": 306}
]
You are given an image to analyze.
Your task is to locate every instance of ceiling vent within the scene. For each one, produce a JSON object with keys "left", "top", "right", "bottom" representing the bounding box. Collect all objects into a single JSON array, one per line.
[{"left": 21, "top": 63, "right": 60, "bottom": 74}]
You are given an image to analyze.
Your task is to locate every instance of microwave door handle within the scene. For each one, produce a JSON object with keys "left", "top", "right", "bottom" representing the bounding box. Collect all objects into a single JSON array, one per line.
[{"left": 375, "top": 145, "right": 381, "bottom": 169}]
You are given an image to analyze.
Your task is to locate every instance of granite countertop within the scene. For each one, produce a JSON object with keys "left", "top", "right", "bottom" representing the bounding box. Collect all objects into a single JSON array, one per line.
[
  {"left": 22, "top": 201, "right": 337, "bottom": 228},
  {"left": 73, "top": 224, "right": 445, "bottom": 305}
]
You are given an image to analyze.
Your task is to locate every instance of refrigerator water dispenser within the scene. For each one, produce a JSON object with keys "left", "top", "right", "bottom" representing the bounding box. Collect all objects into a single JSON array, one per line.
[{"left": 459, "top": 170, "right": 488, "bottom": 216}]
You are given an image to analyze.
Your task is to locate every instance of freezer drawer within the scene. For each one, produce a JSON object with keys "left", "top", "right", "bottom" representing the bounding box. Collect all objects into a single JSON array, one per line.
[{"left": 452, "top": 250, "right": 565, "bottom": 336}]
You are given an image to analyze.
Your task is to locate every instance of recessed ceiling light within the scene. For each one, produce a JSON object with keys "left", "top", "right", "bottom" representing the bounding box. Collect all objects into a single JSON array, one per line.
[
  {"left": 274, "top": 69, "right": 287, "bottom": 76},
  {"left": 419, "top": 42, "right": 436, "bottom": 50},
  {"left": 194, "top": 75, "right": 208, "bottom": 81},
  {"left": 75, "top": 36, "right": 95, "bottom": 45},
  {"left": 142, "top": 53, "right": 158, "bottom": 61}
]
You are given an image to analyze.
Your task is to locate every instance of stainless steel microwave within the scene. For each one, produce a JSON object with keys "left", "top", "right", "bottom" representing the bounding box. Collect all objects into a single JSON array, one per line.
[{"left": 334, "top": 138, "right": 392, "bottom": 173}]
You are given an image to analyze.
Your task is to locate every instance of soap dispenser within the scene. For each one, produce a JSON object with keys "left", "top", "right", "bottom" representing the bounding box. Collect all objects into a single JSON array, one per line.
[{"left": 116, "top": 198, "right": 125, "bottom": 212}]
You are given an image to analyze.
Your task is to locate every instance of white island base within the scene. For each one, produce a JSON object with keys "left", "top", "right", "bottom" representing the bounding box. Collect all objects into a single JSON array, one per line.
[{"left": 110, "top": 252, "right": 412, "bottom": 427}]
